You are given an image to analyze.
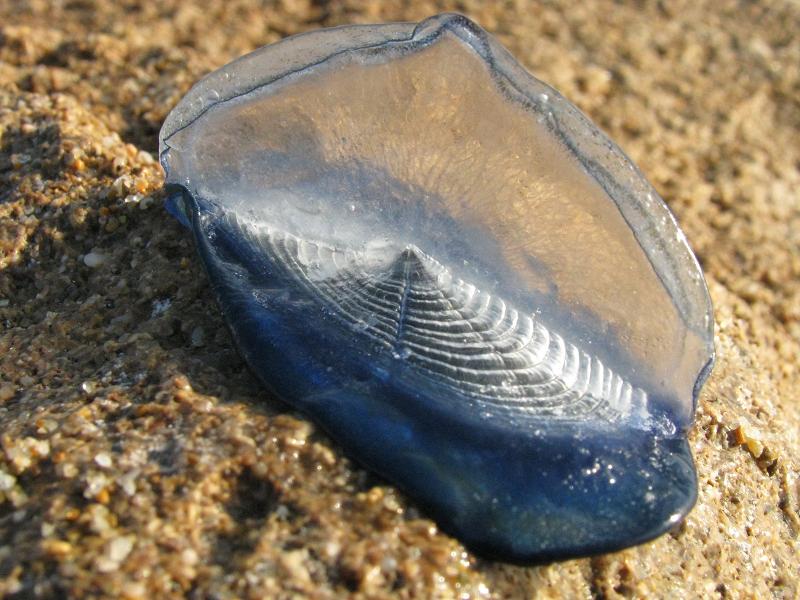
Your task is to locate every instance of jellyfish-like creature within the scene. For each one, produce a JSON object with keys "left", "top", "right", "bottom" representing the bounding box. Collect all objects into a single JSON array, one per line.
[{"left": 159, "top": 14, "right": 715, "bottom": 562}]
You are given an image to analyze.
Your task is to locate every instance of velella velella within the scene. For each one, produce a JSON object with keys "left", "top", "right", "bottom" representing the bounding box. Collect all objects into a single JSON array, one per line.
[{"left": 158, "top": 13, "right": 715, "bottom": 562}]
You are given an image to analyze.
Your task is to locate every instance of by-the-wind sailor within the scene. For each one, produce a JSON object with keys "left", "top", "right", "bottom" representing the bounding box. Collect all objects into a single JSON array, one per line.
[{"left": 159, "top": 14, "right": 715, "bottom": 562}]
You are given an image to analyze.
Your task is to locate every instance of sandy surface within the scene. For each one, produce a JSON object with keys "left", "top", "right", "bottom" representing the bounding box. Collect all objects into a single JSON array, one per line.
[{"left": 1, "top": 1, "right": 798, "bottom": 598}]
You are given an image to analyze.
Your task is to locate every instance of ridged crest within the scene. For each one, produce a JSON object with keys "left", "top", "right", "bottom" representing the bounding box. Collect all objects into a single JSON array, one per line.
[{"left": 232, "top": 216, "right": 648, "bottom": 424}]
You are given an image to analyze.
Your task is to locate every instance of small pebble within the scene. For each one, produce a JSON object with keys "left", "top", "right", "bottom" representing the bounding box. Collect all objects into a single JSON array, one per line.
[
  {"left": 95, "top": 453, "right": 113, "bottom": 468},
  {"left": 151, "top": 298, "right": 171, "bottom": 317},
  {"left": 190, "top": 326, "right": 205, "bottom": 347},
  {"left": 83, "top": 252, "right": 107, "bottom": 268},
  {"left": 108, "top": 536, "right": 135, "bottom": 562},
  {"left": 0, "top": 471, "right": 17, "bottom": 492},
  {"left": 0, "top": 383, "right": 15, "bottom": 402}
]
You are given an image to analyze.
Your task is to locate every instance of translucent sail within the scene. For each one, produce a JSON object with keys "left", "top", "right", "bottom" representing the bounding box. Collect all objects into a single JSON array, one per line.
[{"left": 159, "top": 14, "right": 714, "bottom": 562}]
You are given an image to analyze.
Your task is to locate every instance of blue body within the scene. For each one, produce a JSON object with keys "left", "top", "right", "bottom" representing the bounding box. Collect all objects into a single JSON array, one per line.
[{"left": 168, "top": 191, "right": 697, "bottom": 563}]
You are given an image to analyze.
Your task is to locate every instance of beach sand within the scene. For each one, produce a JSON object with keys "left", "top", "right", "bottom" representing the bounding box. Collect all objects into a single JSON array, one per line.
[{"left": 1, "top": 1, "right": 798, "bottom": 597}]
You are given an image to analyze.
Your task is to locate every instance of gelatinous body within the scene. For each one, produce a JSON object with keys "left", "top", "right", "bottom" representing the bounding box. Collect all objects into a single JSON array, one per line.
[{"left": 159, "top": 14, "right": 714, "bottom": 562}]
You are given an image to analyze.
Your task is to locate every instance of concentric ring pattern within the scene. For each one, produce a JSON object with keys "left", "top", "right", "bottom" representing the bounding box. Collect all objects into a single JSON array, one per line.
[{"left": 233, "top": 217, "right": 648, "bottom": 425}]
